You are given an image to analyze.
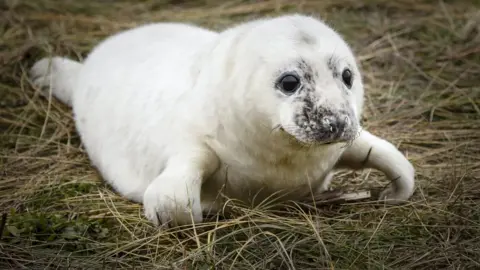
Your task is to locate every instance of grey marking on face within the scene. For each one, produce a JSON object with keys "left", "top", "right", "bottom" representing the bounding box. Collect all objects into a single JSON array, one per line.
[
  {"left": 276, "top": 58, "right": 358, "bottom": 143},
  {"left": 327, "top": 56, "right": 340, "bottom": 78},
  {"left": 296, "top": 59, "right": 316, "bottom": 91},
  {"left": 289, "top": 62, "right": 358, "bottom": 144},
  {"left": 298, "top": 31, "right": 316, "bottom": 45},
  {"left": 292, "top": 94, "right": 358, "bottom": 143}
]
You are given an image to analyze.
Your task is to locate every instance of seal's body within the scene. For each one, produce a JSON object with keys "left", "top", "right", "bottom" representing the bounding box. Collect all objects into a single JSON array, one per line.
[{"left": 30, "top": 14, "right": 415, "bottom": 226}]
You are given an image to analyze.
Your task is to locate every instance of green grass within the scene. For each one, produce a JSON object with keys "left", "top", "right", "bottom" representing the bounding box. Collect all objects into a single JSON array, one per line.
[{"left": 1, "top": 0, "right": 480, "bottom": 269}]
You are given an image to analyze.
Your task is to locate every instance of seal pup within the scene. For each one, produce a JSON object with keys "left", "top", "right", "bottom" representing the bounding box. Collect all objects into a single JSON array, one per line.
[{"left": 29, "top": 14, "right": 415, "bottom": 226}]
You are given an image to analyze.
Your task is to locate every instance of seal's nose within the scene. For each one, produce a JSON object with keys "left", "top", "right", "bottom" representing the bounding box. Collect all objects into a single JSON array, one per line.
[{"left": 323, "top": 115, "right": 347, "bottom": 138}]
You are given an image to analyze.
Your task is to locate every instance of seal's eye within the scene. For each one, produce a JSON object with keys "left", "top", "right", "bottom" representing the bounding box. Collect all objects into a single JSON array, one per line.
[
  {"left": 342, "top": 68, "right": 353, "bottom": 89},
  {"left": 277, "top": 74, "right": 301, "bottom": 94}
]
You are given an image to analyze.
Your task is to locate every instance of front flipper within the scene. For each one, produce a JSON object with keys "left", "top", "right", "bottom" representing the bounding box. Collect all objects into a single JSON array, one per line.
[
  {"left": 143, "top": 146, "right": 219, "bottom": 227},
  {"left": 336, "top": 129, "right": 415, "bottom": 203}
]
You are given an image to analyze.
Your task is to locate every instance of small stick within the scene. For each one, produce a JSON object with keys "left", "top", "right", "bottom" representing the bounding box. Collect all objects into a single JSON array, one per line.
[
  {"left": 335, "top": 190, "right": 371, "bottom": 202},
  {"left": 0, "top": 213, "right": 7, "bottom": 241},
  {"left": 308, "top": 190, "right": 372, "bottom": 205}
]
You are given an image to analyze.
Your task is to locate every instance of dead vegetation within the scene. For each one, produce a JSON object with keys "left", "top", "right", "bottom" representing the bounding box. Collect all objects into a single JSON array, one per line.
[{"left": 1, "top": 0, "right": 480, "bottom": 269}]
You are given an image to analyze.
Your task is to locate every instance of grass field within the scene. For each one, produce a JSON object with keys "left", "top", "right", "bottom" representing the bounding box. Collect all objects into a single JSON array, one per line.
[{"left": 1, "top": 0, "right": 480, "bottom": 269}]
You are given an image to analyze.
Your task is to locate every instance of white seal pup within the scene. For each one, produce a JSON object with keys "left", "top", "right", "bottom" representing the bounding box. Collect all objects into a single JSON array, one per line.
[{"left": 29, "top": 14, "right": 415, "bottom": 226}]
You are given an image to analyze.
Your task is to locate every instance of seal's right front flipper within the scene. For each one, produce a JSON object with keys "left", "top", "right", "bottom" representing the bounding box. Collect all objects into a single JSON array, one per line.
[{"left": 142, "top": 146, "right": 220, "bottom": 227}]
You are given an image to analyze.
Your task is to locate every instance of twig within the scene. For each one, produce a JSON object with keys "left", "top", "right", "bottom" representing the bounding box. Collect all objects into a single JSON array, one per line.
[
  {"left": 0, "top": 213, "right": 7, "bottom": 241},
  {"left": 306, "top": 190, "right": 372, "bottom": 205}
]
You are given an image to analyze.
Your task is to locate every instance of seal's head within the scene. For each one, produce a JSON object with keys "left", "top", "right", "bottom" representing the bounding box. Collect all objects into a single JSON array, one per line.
[{"left": 222, "top": 14, "right": 364, "bottom": 145}]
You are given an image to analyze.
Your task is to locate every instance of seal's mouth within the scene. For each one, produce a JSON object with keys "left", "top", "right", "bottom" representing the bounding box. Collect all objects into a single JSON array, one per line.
[
  {"left": 277, "top": 121, "right": 358, "bottom": 146},
  {"left": 277, "top": 126, "right": 347, "bottom": 146}
]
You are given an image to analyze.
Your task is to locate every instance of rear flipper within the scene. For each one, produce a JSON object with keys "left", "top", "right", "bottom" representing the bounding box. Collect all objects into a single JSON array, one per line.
[{"left": 29, "top": 56, "right": 83, "bottom": 106}]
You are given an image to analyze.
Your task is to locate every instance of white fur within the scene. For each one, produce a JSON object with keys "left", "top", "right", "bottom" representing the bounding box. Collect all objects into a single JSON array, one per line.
[
  {"left": 30, "top": 57, "right": 82, "bottom": 105},
  {"left": 29, "top": 14, "right": 415, "bottom": 226}
]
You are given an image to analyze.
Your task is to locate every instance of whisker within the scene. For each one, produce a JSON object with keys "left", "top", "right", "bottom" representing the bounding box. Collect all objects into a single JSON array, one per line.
[{"left": 271, "top": 124, "right": 282, "bottom": 134}]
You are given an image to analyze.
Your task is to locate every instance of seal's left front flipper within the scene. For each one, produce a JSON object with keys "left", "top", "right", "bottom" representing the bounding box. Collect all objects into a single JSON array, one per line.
[{"left": 336, "top": 129, "right": 415, "bottom": 204}]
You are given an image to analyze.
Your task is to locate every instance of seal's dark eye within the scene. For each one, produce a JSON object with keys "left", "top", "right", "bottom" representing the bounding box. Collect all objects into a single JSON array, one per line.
[
  {"left": 278, "top": 74, "right": 301, "bottom": 94},
  {"left": 342, "top": 68, "right": 353, "bottom": 89}
]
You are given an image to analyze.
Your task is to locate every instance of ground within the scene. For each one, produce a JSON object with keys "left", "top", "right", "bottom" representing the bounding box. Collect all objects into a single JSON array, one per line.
[{"left": 1, "top": 0, "right": 479, "bottom": 269}]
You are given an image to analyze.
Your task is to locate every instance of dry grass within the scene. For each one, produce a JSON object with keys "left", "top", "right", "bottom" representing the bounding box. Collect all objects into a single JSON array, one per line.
[{"left": 1, "top": 0, "right": 480, "bottom": 269}]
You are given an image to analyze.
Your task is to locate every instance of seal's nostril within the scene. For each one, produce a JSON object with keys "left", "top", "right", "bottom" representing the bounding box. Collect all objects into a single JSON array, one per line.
[
  {"left": 329, "top": 122, "right": 337, "bottom": 134},
  {"left": 337, "top": 118, "right": 346, "bottom": 133}
]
